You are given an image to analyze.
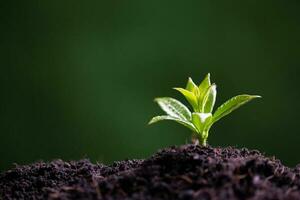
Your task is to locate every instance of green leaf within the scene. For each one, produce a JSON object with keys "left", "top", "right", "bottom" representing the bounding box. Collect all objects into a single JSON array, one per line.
[
  {"left": 173, "top": 87, "right": 199, "bottom": 111},
  {"left": 186, "top": 77, "right": 198, "bottom": 92},
  {"left": 198, "top": 73, "right": 211, "bottom": 95},
  {"left": 154, "top": 97, "right": 192, "bottom": 121},
  {"left": 148, "top": 115, "right": 198, "bottom": 132},
  {"left": 201, "top": 84, "right": 217, "bottom": 113},
  {"left": 192, "top": 113, "right": 212, "bottom": 133},
  {"left": 198, "top": 73, "right": 211, "bottom": 108},
  {"left": 211, "top": 95, "right": 261, "bottom": 124}
]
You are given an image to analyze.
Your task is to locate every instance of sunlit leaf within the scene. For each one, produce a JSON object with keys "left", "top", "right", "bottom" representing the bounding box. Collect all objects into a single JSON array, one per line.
[
  {"left": 198, "top": 73, "right": 211, "bottom": 108},
  {"left": 154, "top": 97, "right": 191, "bottom": 121},
  {"left": 211, "top": 95, "right": 261, "bottom": 124},
  {"left": 186, "top": 77, "right": 198, "bottom": 92},
  {"left": 198, "top": 73, "right": 211, "bottom": 96},
  {"left": 173, "top": 87, "right": 199, "bottom": 111},
  {"left": 148, "top": 115, "right": 198, "bottom": 132},
  {"left": 201, "top": 84, "right": 217, "bottom": 113}
]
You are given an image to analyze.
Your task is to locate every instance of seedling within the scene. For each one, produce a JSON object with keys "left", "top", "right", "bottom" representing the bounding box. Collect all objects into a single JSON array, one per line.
[{"left": 149, "top": 73, "right": 261, "bottom": 146}]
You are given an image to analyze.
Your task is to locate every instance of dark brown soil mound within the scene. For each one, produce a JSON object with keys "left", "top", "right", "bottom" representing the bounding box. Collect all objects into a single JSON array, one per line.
[{"left": 1, "top": 144, "right": 300, "bottom": 200}]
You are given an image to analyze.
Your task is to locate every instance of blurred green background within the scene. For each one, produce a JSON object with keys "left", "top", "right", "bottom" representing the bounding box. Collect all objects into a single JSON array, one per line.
[{"left": 1, "top": 1, "right": 300, "bottom": 171}]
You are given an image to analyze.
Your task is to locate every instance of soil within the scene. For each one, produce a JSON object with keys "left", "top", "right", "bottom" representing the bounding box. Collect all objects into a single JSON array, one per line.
[{"left": 1, "top": 144, "right": 300, "bottom": 200}]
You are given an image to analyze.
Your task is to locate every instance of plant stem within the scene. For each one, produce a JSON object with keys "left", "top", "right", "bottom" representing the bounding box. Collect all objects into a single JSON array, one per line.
[
  {"left": 191, "top": 132, "right": 208, "bottom": 146},
  {"left": 199, "top": 130, "right": 208, "bottom": 146},
  {"left": 198, "top": 137, "right": 207, "bottom": 146},
  {"left": 201, "top": 139, "right": 207, "bottom": 146},
  {"left": 191, "top": 133, "right": 199, "bottom": 145}
]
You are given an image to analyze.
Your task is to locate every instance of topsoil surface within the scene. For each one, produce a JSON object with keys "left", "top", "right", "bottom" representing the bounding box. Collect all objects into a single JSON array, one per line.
[{"left": 1, "top": 144, "right": 300, "bottom": 200}]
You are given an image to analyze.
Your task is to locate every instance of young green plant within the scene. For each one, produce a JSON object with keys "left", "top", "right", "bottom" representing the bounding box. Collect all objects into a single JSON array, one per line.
[{"left": 148, "top": 73, "right": 261, "bottom": 146}]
